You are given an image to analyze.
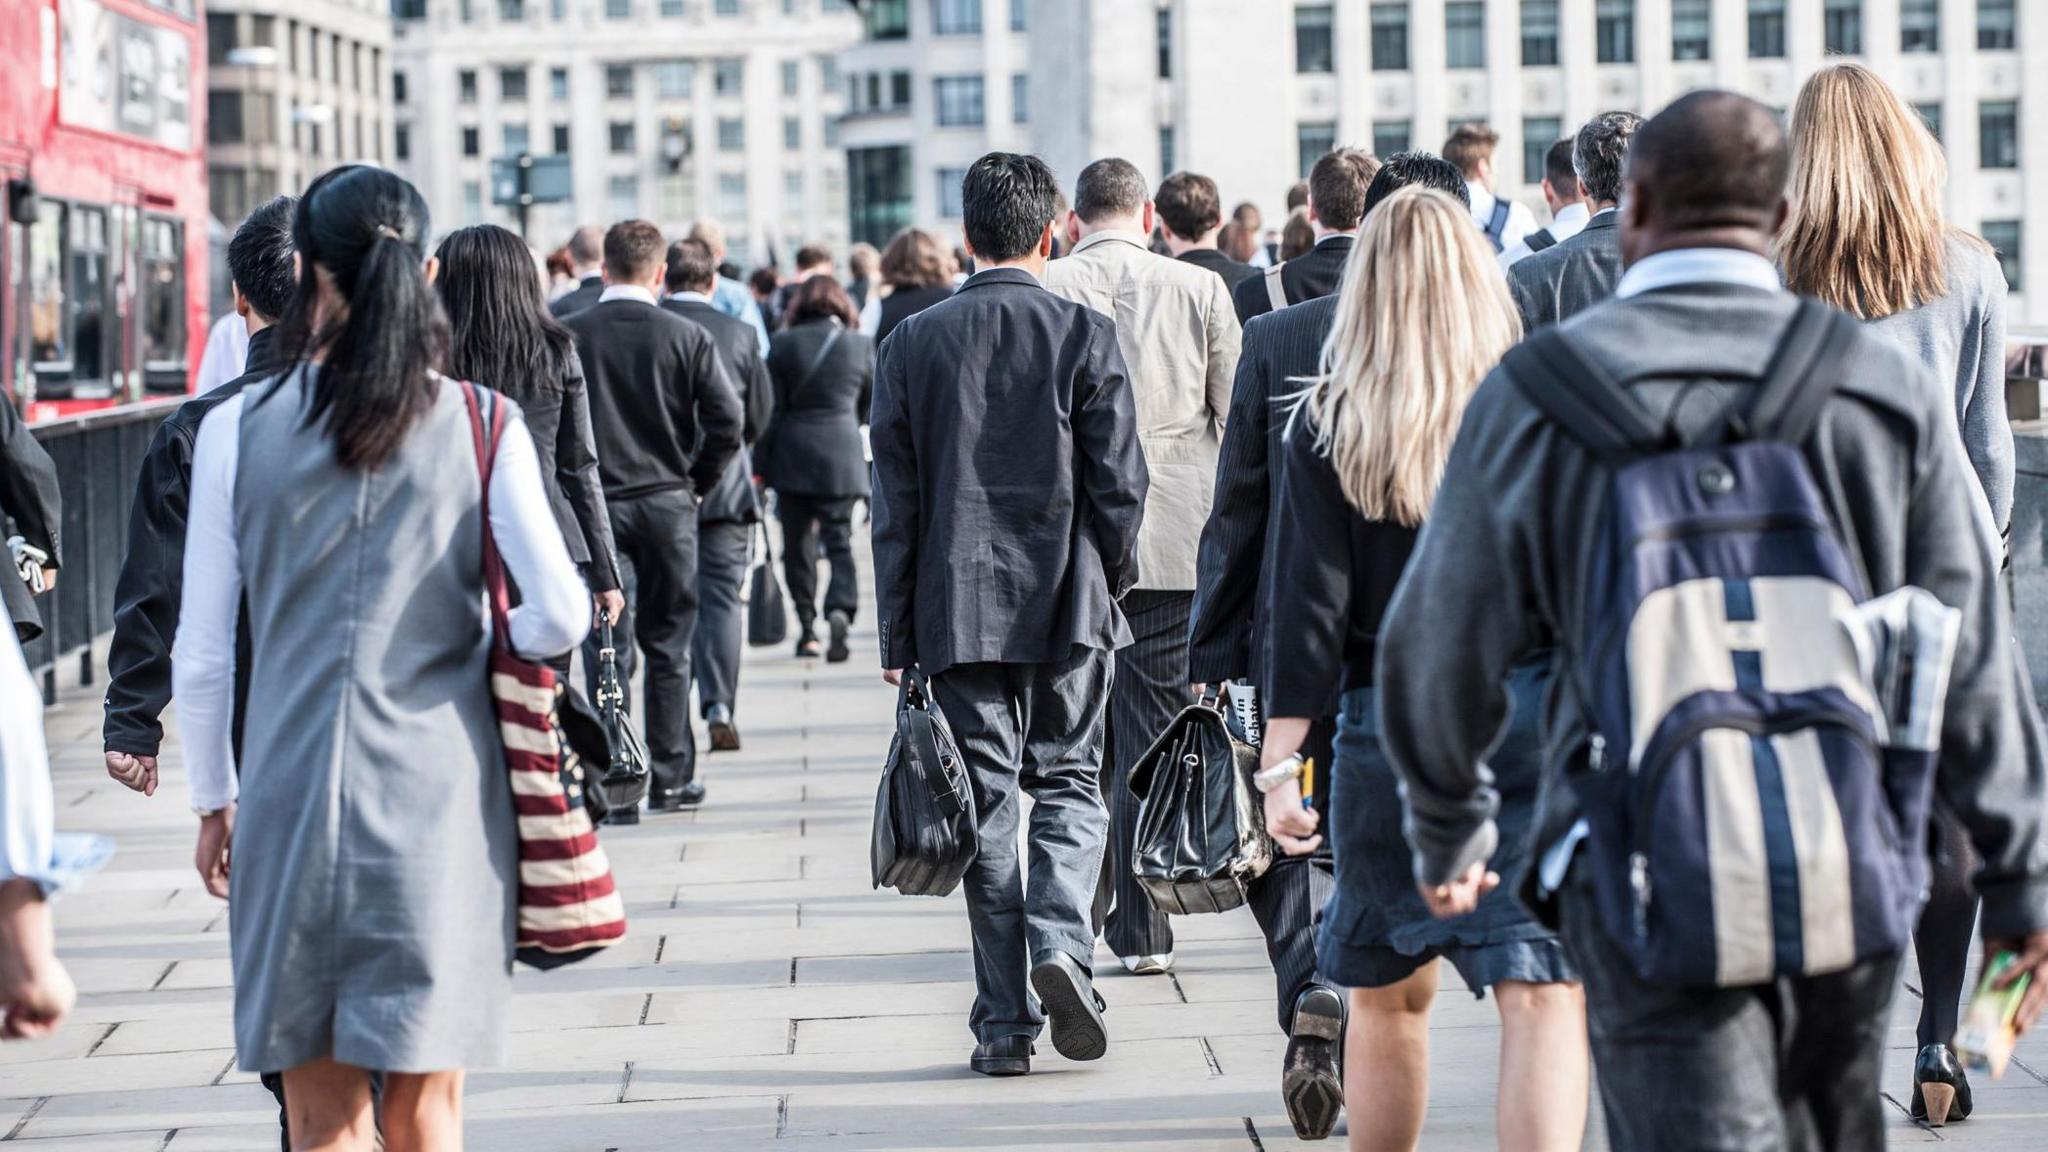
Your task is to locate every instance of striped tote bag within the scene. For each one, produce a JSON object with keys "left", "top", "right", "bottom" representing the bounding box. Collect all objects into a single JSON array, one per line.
[{"left": 463, "top": 382, "right": 628, "bottom": 969}]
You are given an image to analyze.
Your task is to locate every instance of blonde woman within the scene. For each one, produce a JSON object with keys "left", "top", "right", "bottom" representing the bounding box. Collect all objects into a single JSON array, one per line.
[
  {"left": 1782, "top": 61, "right": 2012, "bottom": 1126},
  {"left": 1258, "top": 186, "right": 1586, "bottom": 1152}
]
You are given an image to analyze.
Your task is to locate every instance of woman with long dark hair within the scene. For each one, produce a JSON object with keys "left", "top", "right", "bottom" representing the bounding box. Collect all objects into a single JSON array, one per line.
[
  {"left": 758, "top": 275, "right": 873, "bottom": 662},
  {"left": 434, "top": 224, "right": 622, "bottom": 632},
  {"left": 173, "top": 166, "right": 590, "bottom": 1147}
]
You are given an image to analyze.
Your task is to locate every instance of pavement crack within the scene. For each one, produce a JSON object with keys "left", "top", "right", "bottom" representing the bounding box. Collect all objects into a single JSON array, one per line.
[
  {"left": 1198, "top": 1037, "right": 1222, "bottom": 1077},
  {"left": 4, "top": 1097, "right": 48, "bottom": 1141},
  {"left": 210, "top": 1054, "right": 237, "bottom": 1086},
  {"left": 637, "top": 994, "right": 653, "bottom": 1025},
  {"left": 149, "top": 962, "right": 177, "bottom": 991},
  {"left": 1167, "top": 973, "right": 1189, "bottom": 1004},
  {"left": 786, "top": 1019, "right": 799, "bottom": 1055},
  {"left": 788, "top": 958, "right": 799, "bottom": 985},
  {"left": 2010, "top": 1053, "right": 2048, "bottom": 1087},
  {"left": 775, "top": 1095, "right": 790, "bottom": 1138},
  {"left": 85, "top": 1022, "right": 118, "bottom": 1057},
  {"left": 652, "top": 936, "right": 667, "bottom": 965},
  {"left": 155, "top": 1130, "right": 178, "bottom": 1151},
  {"left": 1241, "top": 1116, "right": 1265, "bottom": 1151},
  {"left": 615, "top": 1061, "right": 635, "bottom": 1104}
]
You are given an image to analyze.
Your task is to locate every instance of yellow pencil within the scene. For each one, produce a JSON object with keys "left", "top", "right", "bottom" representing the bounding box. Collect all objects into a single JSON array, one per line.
[{"left": 1301, "top": 757, "right": 1315, "bottom": 808}]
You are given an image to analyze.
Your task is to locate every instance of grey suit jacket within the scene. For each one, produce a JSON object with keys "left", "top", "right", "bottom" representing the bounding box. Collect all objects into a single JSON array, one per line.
[{"left": 1506, "top": 210, "right": 1622, "bottom": 331}]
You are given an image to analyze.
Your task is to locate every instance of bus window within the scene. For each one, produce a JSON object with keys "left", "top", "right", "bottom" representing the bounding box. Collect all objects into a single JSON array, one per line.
[
  {"left": 70, "top": 206, "right": 110, "bottom": 392},
  {"left": 142, "top": 217, "right": 184, "bottom": 372},
  {"left": 27, "top": 203, "right": 66, "bottom": 370}
]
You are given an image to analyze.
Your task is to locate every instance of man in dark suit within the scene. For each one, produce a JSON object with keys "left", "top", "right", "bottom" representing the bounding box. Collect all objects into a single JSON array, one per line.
[
  {"left": 1507, "top": 111, "right": 1643, "bottom": 330},
  {"left": 661, "top": 238, "right": 772, "bottom": 753},
  {"left": 1156, "top": 171, "right": 1257, "bottom": 292},
  {"left": 547, "top": 225, "right": 605, "bottom": 318},
  {"left": 1232, "top": 149, "right": 1378, "bottom": 324},
  {"left": 1185, "top": 153, "right": 1469, "bottom": 1136},
  {"left": 870, "top": 152, "right": 1147, "bottom": 1079},
  {"left": 566, "top": 220, "right": 744, "bottom": 811}
]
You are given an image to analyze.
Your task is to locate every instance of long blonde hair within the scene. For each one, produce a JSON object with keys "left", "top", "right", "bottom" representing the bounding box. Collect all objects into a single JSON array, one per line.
[
  {"left": 1296, "top": 186, "right": 1522, "bottom": 527},
  {"left": 1780, "top": 62, "right": 1980, "bottom": 319}
]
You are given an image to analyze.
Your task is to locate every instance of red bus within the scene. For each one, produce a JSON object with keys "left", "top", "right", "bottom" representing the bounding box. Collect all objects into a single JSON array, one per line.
[{"left": 1, "top": 0, "right": 207, "bottom": 423}]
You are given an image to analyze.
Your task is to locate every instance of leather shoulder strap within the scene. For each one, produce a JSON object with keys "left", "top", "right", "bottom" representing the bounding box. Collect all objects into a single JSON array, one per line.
[
  {"left": 1501, "top": 328, "right": 1668, "bottom": 463},
  {"left": 1264, "top": 262, "right": 1289, "bottom": 311},
  {"left": 1525, "top": 228, "right": 1558, "bottom": 253}
]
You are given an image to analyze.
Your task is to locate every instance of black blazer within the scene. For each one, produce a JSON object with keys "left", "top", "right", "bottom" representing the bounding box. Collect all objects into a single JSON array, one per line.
[
  {"left": 869, "top": 267, "right": 1148, "bottom": 675},
  {"left": 1, "top": 385, "right": 61, "bottom": 644},
  {"left": 1178, "top": 248, "right": 1260, "bottom": 294},
  {"left": 497, "top": 355, "right": 620, "bottom": 592},
  {"left": 549, "top": 275, "right": 604, "bottom": 319},
  {"left": 1231, "top": 235, "right": 1353, "bottom": 324},
  {"left": 563, "top": 298, "right": 744, "bottom": 501},
  {"left": 760, "top": 318, "right": 873, "bottom": 499},
  {"left": 1507, "top": 209, "right": 1623, "bottom": 332},
  {"left": 662, "top": 296, "right": 773, "bottom": 525},
  {"left": 1187, "top": 294, "right": 1340, "bottom": 686},
  {"left": 874, "top": 283, "right": 954, "bottom": 346}
]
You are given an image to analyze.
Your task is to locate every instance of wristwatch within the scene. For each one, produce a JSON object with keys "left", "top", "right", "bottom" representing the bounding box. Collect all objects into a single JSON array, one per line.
[{"left": 1253, "top": 754, "right": 1306, "bottom": 795}]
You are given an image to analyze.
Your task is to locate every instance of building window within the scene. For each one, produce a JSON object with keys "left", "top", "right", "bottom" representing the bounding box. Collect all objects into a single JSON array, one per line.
[
  {"left": 609, "top": 175, "right": 639, "bottom": 220},
  {"left": 937, "top": 167, "right": 967, "bottom": 218},
  {"left": 206, "top": 12, "right": 235, "bottom": 66},
  {"left": 715, "top": 0, "right": 740, "bottom": 13},
  {"left": 208, "top": 91, "right": 244, "bottom": 145},
  {"left": 550, "top": 67, "right": 569, "bottom": 101},
  {"left": 820, "top": 54, "right": 841, "bottom": 91},
  {"left": 1981, "top": 100, "right": 2019, "bottom": 169},
  {"left": 934, "top": 0, "right": 981, "bottom": 35},
  {"left": 890, "top": 71, "right": 912, "bottom": 107},
  {"left": 718, "top": 173, "right": 748, "bottom": 220},
  {"left": 552, "top": 122, "right": 570, "bottom": 152},
  {"left": 1596, "top": 0, "right": 1635, "bottom": 63},
  {"left": 1824, "top": 0, "right": 1862, "bottom": 54},
  {"left": 1296, "top": 5, "right": 1335, "bottom": 74},
  {"left": 1373, "top": 120, "right": 1411, "bottom": 157},
  {"left": 459, "top": 69, "right": 478, "bottom": 103},
  {"left": 606, "top": 65, "right": 635, "bottom": 99},
  {"left": 499, "top": 0, "right": 526, "bottom": 19},
  {"left": 1298, "top": 121, "right": 1337, "bottom": 178},
  {"left": 395, "top": 123, "right": 411, "bottom": 160},
  {"left": 1012, "top": 72, "right": 1029, "bottom": 124},
  {"left": 783, "top": 116, "right": 801, "bottom": 149},
  {"left": 500, "top": 66, "right": 529, "bottom": 101},
  {"left": 782, "top": 60, "right": 801, "bottom": 96},
  {"left": 606, "top": 0, "right": 632, "bottom": 18},
  {"left": 1523, "top": 117, "right": 1562, "bottom": 184},
  {"left": 1160, "top": 125, "right": 1176, "bottom": 175},
  {"left": 1980, "top": 0, "right": 2016, "bottom": 51},
  {"left": 503, "top": 123, "right": 529, "bottom": 154},
  {"left": 609, "top": 121, "right": 636, "bottom": 153},
  {"left": 1010, "top": 0, "right": 1027, "bottom": 32},
  {"left": 463, "top": 181, "right": 483, "bottom": 225},
  {"left": 394, "top": 0, "right": 427, "bottom": 17},
  {"left": 658, "top": 173, "right": 695, "bottom": 220},
  {"left": 1671, "top": 0, "right": 1710, "bottom": 59},
  {"left": 785, "top": 170, "right": 805, "bottom": 211},
  {"left": 1748, "top": 0, "right": 1786, "bottom": 57},
  {"left": 864, "top": 0, "right": 908, "bottom": 39},
  {"left": 718, "top": 117, "right": 745, "bottom": 151},
  {"left": 1445, "top": 2, "right": 1485, "bottom": 68},
  {"left": 1982, "top": 220, "right": 2022, "bottom": 292},
  {"left": 849, "top": 145, "right": 913, "bottom": 246},
  {"left": 715, "top": 58, "right": 745, "bottom": 96},
  {"left": 1371, "top": 3, "right": 1409, "bottom": 70},
  {"left": 1522, "top": 0, "right": 1559, "bottom": 65},
  {"left": 656, "top": 62, "right": 694, "bottom": 99},
  {"left": 661, "top": 0, "right": 687, "bottom": 13},
  {"left": 934, "top": 75, "right": 986, "bottom": 127},
  {"left": 1915, "top": 103, "right": 1942, "bottom": 143},
  {"left": 462, "top": 125, "right": 481, "bottom": 156},
  {"left": 394, "top": 72, "right": 408, "bottom": 104},
  {"left": 1158, "top": 7, "right": 1173, "bottom": 78},
  {"left": 1900, "top": 0, "right": 1938, "bottom": 52}
]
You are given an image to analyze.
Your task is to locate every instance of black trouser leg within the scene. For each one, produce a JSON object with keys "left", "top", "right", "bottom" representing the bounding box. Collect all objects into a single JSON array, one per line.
[
  {"left": 1094, "top": 591, "right": 1187, "bottom": 959},
  {"left": 1914, "top": 803, "right": 1979, "bottom": 1047},
  {"left": 779, "top": 496, "right": 824, "bottom": 635},
  {"left": 1245, "top": 853, "right": 1337, "bottom": 1032},
  {"left": 589, "top": 491, "right": 702, "bottom": 795},
  {"left": 691, "top": 519, "right": 751, "bottom": 715},
  {"left": 816, "top": 497, "right": 861, "bottom": 623}
]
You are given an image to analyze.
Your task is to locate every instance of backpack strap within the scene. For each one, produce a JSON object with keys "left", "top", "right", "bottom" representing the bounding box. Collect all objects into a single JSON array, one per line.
[
  {"left": 1263, "top": 262, "right": 1290, "bottom": 312},
  {"left": 1524, "top": 227, "right": 1558, "bottom": 254},
  {"left": 1501, "top": 328, "right": 1671, "bottom": 464},
  {"left": 1484, "top": 199, "right": 1512, "bottom": 251},
  {"left": 1733, "top": 299, "right": 1861, "bottom": 447}
]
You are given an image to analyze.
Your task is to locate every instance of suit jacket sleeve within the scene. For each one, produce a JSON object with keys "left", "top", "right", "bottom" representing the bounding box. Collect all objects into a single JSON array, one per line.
[
  {"left": 1231, "top": 271, "right": 1271, "bottom": 326},
  {"left": 868, "top": 335, "right": 918, "bottom": 669},
  {"left": 0, "top": 401, "right": 61, "bottom": 567},
  {"left": 686, "top": 333, "right": 745, "bottom": 496},
  {"left": 101, "top": 419, "right": 191, "bottom": 756},
  {"left": 1205, "top": 273, "right": 1242, "bottom": 427},
  {"left": 1073, "top": 318, "right": 1148, "bottom": 597},
  {"left": 558, "top": 363, "right": 620, "bottom": 593},
  {"left": 1187, "top": 319, "right": 1274, "bottom": 684}
]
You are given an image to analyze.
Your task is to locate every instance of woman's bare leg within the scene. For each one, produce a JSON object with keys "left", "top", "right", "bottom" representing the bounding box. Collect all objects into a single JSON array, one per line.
[
  {"left": 281, "top": 1058, "right": 375, "bottom": 1152},
  {"left": 1344, "top": 961, "right": 1439, "bottom": 1152},
  {"left": 1493, "top": 979, "right": 1589, "bottom": 1152},
  {"left": 379, "top": 1070, "right": 466, "bottom": 1152}
]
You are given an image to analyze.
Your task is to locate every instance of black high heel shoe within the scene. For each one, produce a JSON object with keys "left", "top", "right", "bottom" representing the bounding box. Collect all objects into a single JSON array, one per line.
[{"left": 1910, "top": 1043, "right": 1972, "bottom": 1127}]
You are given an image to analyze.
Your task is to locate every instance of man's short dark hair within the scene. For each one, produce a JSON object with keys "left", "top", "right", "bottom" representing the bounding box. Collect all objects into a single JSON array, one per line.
[
  {"left": 795, "top": 244, "right": 832, "bottom": 271},
  {"left": 961, "top": 152, "right": 1060, "bottom": 264},
  {"left": 1544, "top": 138, "right": 1580, "bottom": 197},
  {"left": 1284, "top": 181, "right": 1310, "bottom": 212},
  {"left": 665, "top": 238, "right": 718, "bottom": 294},
  {"left": 227, "top": 195, "right": 298, "bottom": 322},
  {"left": 1574, "top": 110, "right": 1645, "bottom": 204},
  {"left": 1307, "top": 149, "right": 1379, "bottom": 232},
  {"left": 603, "top": 220, "right": 666, "bottom": 282},
  {"left": 1626, "top": 91, "right": 1786, "bottom": 230},
  {"left": 1155, "top": 172, "right": 1223, "bottom": 241},
  {"left": 1442, "top": 122, "right": 1500, "bottom": 177},
  {"left": 1073, "top": 158, "right": 1150, "bottom": 224},
  {"left": 1362, "top": 152, "right": 1470, "bottom": 219}
]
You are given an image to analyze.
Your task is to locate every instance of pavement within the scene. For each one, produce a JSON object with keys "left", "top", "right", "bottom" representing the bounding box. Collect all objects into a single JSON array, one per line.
[{"left": 15, "top": 568, "right": 2048, "bottom": 1149}]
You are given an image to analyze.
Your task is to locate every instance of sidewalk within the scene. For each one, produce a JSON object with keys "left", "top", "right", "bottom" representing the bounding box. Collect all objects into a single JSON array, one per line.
[{"left": 14, "top": 596, "right": 2046, "bottom": 1148}]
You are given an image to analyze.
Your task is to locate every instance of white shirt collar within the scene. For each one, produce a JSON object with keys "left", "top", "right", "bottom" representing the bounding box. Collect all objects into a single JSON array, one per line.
[
  {"left": 1466, "top": 180, "right": 1495, "bottom": 216},
  {"left": 598, "top": 284, "right": 659, "bottom": 306},
  {"left": 1551, "top": 202, "right": 1591, "bottom": 230},
  {"left": 1314, "top": 231, "right": 1356, "bottom": 247},
  {"left": 666, "top": 290, "right": 715, "bottom": 305},
  {"left": 1616, "top": 248, "right": 1783, "bottom": 300}
]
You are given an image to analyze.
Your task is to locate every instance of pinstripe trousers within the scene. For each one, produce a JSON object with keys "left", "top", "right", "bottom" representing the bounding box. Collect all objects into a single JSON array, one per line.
[{"left": 1094, "top": 591, "right": 1190, "bottom": 957}]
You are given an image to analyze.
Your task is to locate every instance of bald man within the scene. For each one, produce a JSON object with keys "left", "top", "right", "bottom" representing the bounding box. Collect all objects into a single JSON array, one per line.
[
  {"left": 549, "top": 225, "right": 607, "bottom": 318},
  {"left": 1378, "top": 90, "right": 2048, "bottom": 1150}
]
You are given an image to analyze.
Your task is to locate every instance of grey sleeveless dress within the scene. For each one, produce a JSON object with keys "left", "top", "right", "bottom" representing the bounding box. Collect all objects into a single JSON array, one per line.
[{"left": 229, "top": 368, "right": 516, "bottom": 1074}]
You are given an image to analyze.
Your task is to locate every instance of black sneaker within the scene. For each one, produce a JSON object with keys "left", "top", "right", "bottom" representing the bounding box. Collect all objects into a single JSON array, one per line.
[
  {"left": 826, "top": 610, "right": 851, "bottom": 663},
  {"left": 1283, "top": 986, "right": 1345, "bottom": 1140},
  {"left": 970, "top": 1035, "right": 1033, "bottom": 1077},
  {"left": 1028, "top": 950, "right": 1108, "bottom": 1062}
]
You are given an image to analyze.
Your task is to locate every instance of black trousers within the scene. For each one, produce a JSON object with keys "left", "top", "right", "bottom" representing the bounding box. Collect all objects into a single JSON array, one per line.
[
  {"left": 691, "top": 519, "right": 752, "bottom": 715},
  {"left": 584, "top": 489, "right": 701, "bottom": 795},
  {"left": 1914, "top": 803, "right": 1979, "bottom": 1047},
  {"left": 778, "top": 493, "right": 860, "bottom": 633},
  {"left": 1095, "top": 590, "right": 1189, "bottom": 958}
]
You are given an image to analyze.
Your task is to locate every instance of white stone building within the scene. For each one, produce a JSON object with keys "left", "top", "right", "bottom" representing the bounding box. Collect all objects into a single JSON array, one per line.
[{"left": 390, "top": 0, "right": 860, "bottom": 268}]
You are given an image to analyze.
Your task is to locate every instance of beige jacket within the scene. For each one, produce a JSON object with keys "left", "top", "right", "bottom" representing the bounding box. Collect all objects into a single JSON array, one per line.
[{"left": 1045, "top": 230, "right": 1241, "bottom": 590}]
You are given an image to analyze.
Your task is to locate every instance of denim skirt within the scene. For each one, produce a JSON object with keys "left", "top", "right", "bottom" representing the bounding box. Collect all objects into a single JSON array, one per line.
[{"left": 1315, "top": 661, "right": 1575, "bottom": 995}]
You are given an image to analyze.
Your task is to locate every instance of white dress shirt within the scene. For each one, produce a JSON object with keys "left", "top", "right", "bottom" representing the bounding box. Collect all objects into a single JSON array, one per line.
[
  {"left": 1614, "top": 248, "right": 1783, "bottom": 299},
  {"left": 1468, "top": 181, "right": 1538, "bottom": 255},
  {"left": 1500, "top": 201, "right": 1592, "bottom": 271},
  {"left": 193, "top": 313, "right": 250, "bottom": 395},
  {"left": 598, "top": 284, "right": 659, "bottom": 306}
]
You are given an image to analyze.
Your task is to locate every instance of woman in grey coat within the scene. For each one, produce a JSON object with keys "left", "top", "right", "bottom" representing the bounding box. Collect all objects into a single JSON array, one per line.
[
  {"left": 173, "top": 167, "right": 589, "bottom": 1147},
  {"left": 1781, "top": 62, "right": 2013, "bottom": 1127}
]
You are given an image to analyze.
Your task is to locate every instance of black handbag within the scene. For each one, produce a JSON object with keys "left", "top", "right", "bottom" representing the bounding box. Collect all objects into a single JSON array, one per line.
[
  {"left": 747, "top": 519, "right": 789, "bottom": 648},
  {"left": 590, "top": 617, "right": 651, "bottom": 823},
  {"left": 1128, "top": 693, "right": 1274, "bottom": 915},
  {"left": 871, "top": 669, "right": 978, "bottom": 897}
]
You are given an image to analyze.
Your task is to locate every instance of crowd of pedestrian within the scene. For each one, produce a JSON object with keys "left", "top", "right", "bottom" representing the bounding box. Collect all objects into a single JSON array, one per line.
[{"left": 0, "top": 58, "right": 2043, "bottom": 1152}]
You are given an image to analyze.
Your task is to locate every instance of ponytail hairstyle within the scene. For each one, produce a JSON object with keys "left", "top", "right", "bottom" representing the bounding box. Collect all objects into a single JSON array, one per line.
[{"left": 277, "top": 165, "right": 450, "bottom": 469}]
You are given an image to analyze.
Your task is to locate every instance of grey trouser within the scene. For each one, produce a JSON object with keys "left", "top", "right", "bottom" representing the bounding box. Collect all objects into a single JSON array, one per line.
[
  {"left": 931, "top": 646, "right": 1114, "bottom": 1043},
  {"left": 691, "top": 519, "right": 751, "bottom": 715},
  {"left": 1559, "top": 863, "right": 1900, "bottom": 1152}
]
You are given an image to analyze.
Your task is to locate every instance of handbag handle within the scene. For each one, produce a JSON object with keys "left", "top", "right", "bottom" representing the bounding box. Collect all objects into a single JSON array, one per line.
[{"left": 459, "top": 381, "right": 514, "bottom": 651}]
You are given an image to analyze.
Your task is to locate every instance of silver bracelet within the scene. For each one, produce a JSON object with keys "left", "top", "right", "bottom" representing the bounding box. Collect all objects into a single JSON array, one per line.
[{"left": 1253, "top": 755, "right": 1306, "bottom": 795}]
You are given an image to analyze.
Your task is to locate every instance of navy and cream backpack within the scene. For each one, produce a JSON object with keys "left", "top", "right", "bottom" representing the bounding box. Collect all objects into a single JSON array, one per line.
[{"left": 1505, "top": 300, "right": 1952, "bottom": 988}]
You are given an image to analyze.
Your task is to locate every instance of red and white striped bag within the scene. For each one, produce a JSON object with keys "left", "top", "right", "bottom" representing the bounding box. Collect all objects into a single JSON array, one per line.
[{"left": 463, "top": 382, "right": 627, "bottom": 969}]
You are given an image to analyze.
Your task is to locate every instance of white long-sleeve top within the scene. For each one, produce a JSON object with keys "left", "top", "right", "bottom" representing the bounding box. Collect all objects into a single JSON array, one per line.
[
  {"left": 1, "top": 628, "right": 113, "bottom": 895},
  {"left": 173, "top": 390, "right": 591, "bottom": 812}
]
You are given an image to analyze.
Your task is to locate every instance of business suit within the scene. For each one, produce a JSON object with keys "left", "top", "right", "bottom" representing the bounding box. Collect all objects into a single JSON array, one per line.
[
  {"left": 0, "top": 398, "right": 60, "bottom": 645},
  {"left": 1178, "top": 247, "right": 1260, "bottom": 294},
  {"left": 548, "top": 274, "right": 604, "bottom": 319},
  {"left": 1506, "top": 208, "right": 1622, "bottom": 331},
  {"left": 1231, "top": 234, "right": 1353, "bottom": 324},
  {"left": 763, "top": 318, "right": 874, "bottom": 640},
  {"left": 870, "top": 266, "right": 1147, "bottom": 1042},
  {"left": 1045, "top": 229, "right": 1239, "bottom": 962},
  {"left": 664, "top": 294, "right": 773, "bottom": 719},
  {"left": 565, "top": 292, "right": 744, "bottom": 801},
  {"left": 1186, "top": 297, "right": 1342, "bottom": 1032}
]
